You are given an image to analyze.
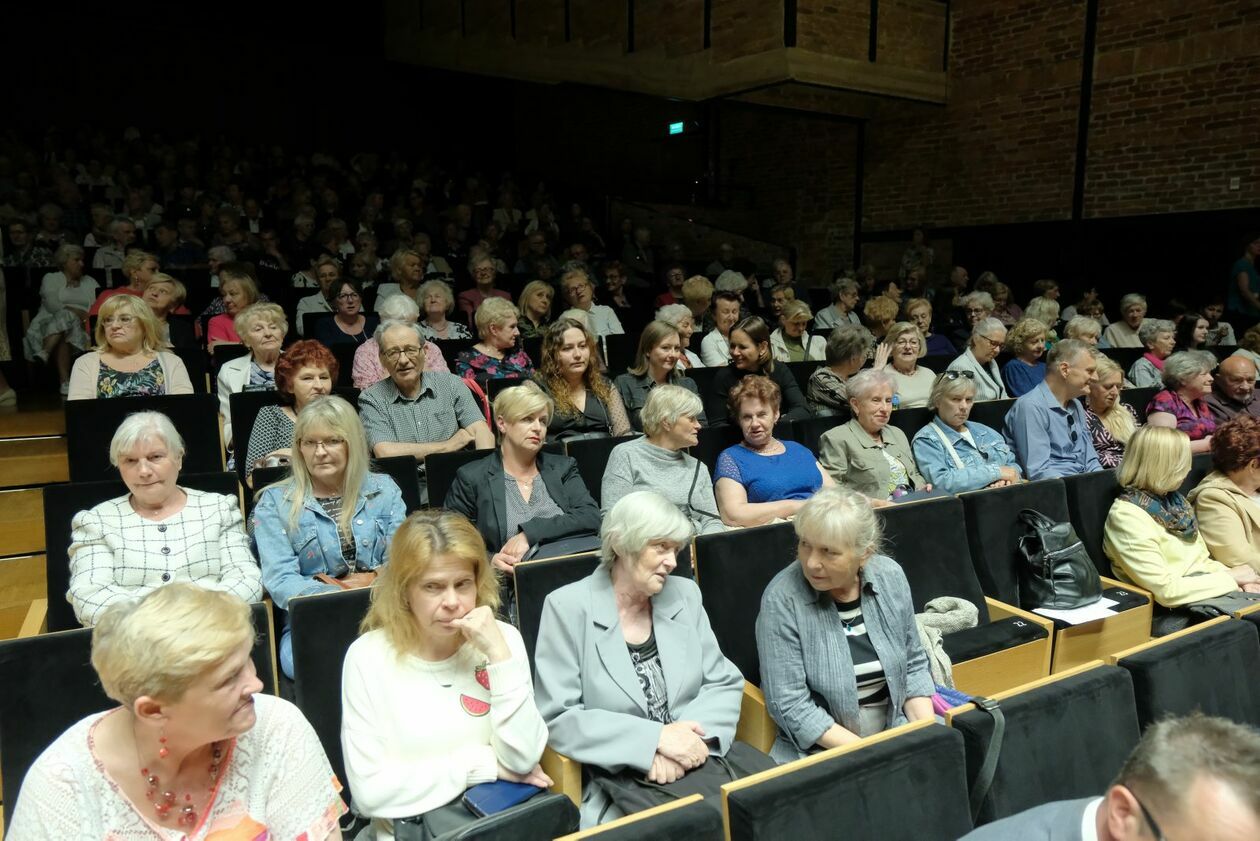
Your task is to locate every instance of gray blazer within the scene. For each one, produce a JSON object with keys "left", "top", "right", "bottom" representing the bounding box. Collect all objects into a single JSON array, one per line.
[
  {"left": 818, "top": 419, "right": 926, "bottom": 500},
  {"left": 947, "top": 348, "right": 1009, "bottom": 401},
  {"left": 958, "top": 796, "right": 1096, "bottom": 840},
  {"left": 755, "top": 555, "right": 935, "bottom": 763},
  {"left": 534, "top": 566, "right": 744, "bottom": 821}
]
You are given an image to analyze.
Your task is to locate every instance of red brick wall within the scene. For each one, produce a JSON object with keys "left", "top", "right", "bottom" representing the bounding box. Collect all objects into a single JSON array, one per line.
[
  {"left": 636, "top": 0, "right": 706, "bottom": 57},
  {"left": 1086, "top": 1, "right": 1260, "bottom": 217},
  {"left": 710, "top": 0, "right": 782, "bottom": 61},
  {"left": 571, "top": 0, "right": 627, "bottom": 50},
  {"left": 797, "top": 0, "right": 869, "bottom": 58},
  {"left": 876, "top": 0, "right": 947, "bottom": 73}
]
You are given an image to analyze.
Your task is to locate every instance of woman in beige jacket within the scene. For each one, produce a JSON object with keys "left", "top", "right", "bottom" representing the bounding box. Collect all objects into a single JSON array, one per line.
[{"left": 1188, "top": 415, "right": 1260, "bottom": 573}]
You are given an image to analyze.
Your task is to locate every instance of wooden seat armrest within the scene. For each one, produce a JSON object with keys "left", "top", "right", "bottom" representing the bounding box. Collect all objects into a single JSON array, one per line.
[
  {"left": 984, "top": 596, "right": 1054, "bottom": 631},
  {"left": 1100, "top": 575, "right": 1152, "bottom": 601},
  {"left": 19, "top": 598, "right": 48, "bottom": 637},
  {"left": 736, "top": 681, "right": 777, "bottom": 754},
  {"left": 541, "top": 746, "right": 582, "bottom": 806}
]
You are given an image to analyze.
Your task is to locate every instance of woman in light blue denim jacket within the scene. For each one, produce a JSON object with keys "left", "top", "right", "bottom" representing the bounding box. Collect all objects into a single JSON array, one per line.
[
  {"left": 252, "top": 395, "right": 407, "bottom": 677},
  {"left": 911, "top": 371, "right": 1023, "bottom": 494}
]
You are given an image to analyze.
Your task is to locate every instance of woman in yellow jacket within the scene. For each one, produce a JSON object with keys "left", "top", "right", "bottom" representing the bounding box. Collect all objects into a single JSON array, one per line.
[
  {"left": 1103, "top": 426, "right": 1260, "bottom": 608},
  {"left": 1187, "top": 415, "right": 1260, "bottom": 574}
]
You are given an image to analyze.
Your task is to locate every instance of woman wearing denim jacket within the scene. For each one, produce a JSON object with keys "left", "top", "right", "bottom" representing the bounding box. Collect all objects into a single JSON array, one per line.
[
  {"left": 911, "top": 371, "right": 1023, "bottom": 494},
  {"left": 252, "top": 395, "right": 407, "bottom": 678}
]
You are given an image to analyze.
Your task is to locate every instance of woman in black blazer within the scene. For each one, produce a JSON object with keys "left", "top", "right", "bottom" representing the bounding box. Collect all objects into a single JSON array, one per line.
[{"left": 444, "top": 381, "right": 600, "bottom": 577}]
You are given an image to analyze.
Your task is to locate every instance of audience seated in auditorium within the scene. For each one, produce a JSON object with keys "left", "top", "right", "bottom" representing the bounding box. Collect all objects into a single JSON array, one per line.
[
  {"left": 91, "top": 217, "right": 136, "bottom": 271},
  {"left": 24, "top": 243, "right": 98, "bottom": 394},
  {"left": 1102, "top": 293, "right": 1148, "bottom": 348},
  {"left": 243, "top": 339, "right": 335, "bottom": 485},
  {"left": 1059, "top": 286, "right": 1108, "bottom": 326},
  {"left": 1188, "top": 415, "right": 1260, "bottom": 574},
  {"left": 769, "top": 300, "right": 825, "bottom": 363},
  {"left": 813, "top": 279, "right": 862, "bottom": 331},
  {"left": 819, "top": 368, "right": 929, "bottom": 505},
  {"left": 67, "top": 412, "right": 261, "bottom": 626},
  {"left": 454, "top": 297, "right": 533, "bottom": 380},
  {"left": 1127, "top": 318, "right": 1177, "bottom": 388},
  {"left": 881, "top": 321, "right": 936, "bottom": 409},
  {"left": 292, "top": 255, "right": 338, "bottom": 338},
  {"left": 8, "top": 585, "right": 343, "bottom": 839},
  {"left": 1001, "top": 317, "right": 1048, "bottom": 398},
  {"left": 560, "top": 264, "right": 623, "bottom": 338},
  {"left": 1023, "top": 296, "right": 1062, "bottom": 342},
  {"left": 680, "top": 274, "right": 714, "bottom": 329},
  {"left": 807, "top": 324, "right": 877, "bottom": 416},
  {"left": 454, "top": 251, "right": 511, "bottom": 324},
  {"left": 1004, "top": 338, "right": 1101, "bottom": 481},
  {"left": 517, "top": 279, "right": 554, "bottom": 339},
  {"left": 341, "top": 509, "right": 550, "bottom": 838},
  {"left": 313, "top": 277, "right": 378, "bottom": 347},
  {"left": 142, "top": 273, "right": 196, "bottom": 350},
  {"left": 756, "top": 486, "right": 935, "bottom": 763},
  {"left": 68, "top": 296, "right": 192, "bottom": 399},
  {"left": 359, "top": 322, "right": 493, "bottom": 500},
  {"left": 1064, "top": 313, "right": 1103, "bottom": 347},
  {"left": 1086, "top": 354, "right": 1141, "bottom": 469},
  {"left": 217, "top": 303, "right": 286, "bottom": 453},
  {"left": 2, "top": 219, "right": 54, "bottom": 267},
  {"left": 615, "top": 320, "right": 705, "bottom": 431},
  {"left": 533, "top": 317, "right": 632, "bottom": 441},
  {"left": 1232, "top": 325, "right": 1260, "bottom": 378},
  {"left": 903, "top": 297, "right": 955, "bottom": 357},
  {"left": 602, "top": 385, "right": 725, "bottom": 535},
  {"left": 206, "top": 266, "right": 260, "bottom": 349},
  {"left": 1145, "top": 350, "right": 1218, "bottom": 454},
  {"left": 715, "top": 376, "right": 832, "bottom": 527},
  {"left": 1204, "top": 355, "right": 1260, "bottom": 423},
  {"left": 656, "top": 302, "right": 703, "bottom": 370},
  {"left": 446, "top": 383, "right": 600, "bottom": 578},
  {"left": 534, "top": 491, "right": 749, "bottom": 827},
  {"left": 1103, "top": 426, "right": 1260, "bottom": 609},
  {"left": 709, "top": 316, "right": 811, "bottom": 425},
  {"left": 252, "top": 396, "right": 405, "bottom": 679},
  {"left": 88, "top": 250, "right": 159, "bottom": 315},
  {"left": 699, "top": 290, "right": 742, "bottom": 367},
  {"left": 373, "top": 249, "right": 423, "bottom": 313},
  {"left": 947, "top": 317, "right": 1009, "bottom": 401},
  {"left": 959, "top": 714, "right": 1260, "bottom": 840},
  {"left": 352, "top": 293, "right": 446, "bottom": 389},
  {"left": 912, "top": 372, "right": 1022, "bottom": 493}
]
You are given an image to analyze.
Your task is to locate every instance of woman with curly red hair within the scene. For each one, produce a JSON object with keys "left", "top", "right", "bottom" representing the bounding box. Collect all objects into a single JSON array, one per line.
[
  {"left": 1189, "top": 414, "right": 1260, "bottom": 572},
  {"left": 242, "top": 339, "right": 338, "bottom": 485}
]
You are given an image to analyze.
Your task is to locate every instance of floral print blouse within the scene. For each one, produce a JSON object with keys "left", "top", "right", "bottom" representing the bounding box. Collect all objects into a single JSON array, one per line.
[
  {"left": 455, "top": 347, "right": 535, "bottom": 379},
  {"left": 1147, "top": 389, "right": 1216, "bottom": 441}
]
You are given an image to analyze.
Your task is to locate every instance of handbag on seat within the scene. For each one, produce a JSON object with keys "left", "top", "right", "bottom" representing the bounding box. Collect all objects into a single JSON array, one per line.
[{"left": 1016, "top": 509, "right": 1102, "bottom": 610}]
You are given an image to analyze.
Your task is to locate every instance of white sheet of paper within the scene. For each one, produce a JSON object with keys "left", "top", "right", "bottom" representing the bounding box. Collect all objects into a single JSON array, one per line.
[{"left": 1032, "top": 596, "right": 1119, "bottom": 625}]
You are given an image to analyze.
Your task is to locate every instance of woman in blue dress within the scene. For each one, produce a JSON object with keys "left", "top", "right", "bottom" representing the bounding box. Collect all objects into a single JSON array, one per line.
[{"left": 714, "top": 375, "right": 834, "bottom": 527}]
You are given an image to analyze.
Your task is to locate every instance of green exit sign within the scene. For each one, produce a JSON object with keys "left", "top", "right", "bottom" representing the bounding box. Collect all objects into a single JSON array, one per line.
[{"left": 668, "top": 121, "right": 685, "bottom": 135}]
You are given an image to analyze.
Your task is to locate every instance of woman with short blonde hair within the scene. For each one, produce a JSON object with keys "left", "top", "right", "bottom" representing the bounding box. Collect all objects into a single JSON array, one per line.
[
  {"left": 217, "top": 302, "right": 288, "bottom": 451},
  {"left": 67, "top": 296, "right": 193, "bottom": 399},
  {"left": 342, "top": 511, "right": 550, "bottom": 837},
  {"left": 207, "top": 267, "right": 261, "bottom": 348},
  {"left": 881, "top": 321, "right": 936, "bottom": 408},
  {"left": 1001, "top": 316, "right": 1048, "bottom": 397},
  {"left": 518, "top": 279, "right": 554, "bottom": 339},
  {"left": 770, "top": 299, "right": 826, "bottom": 363},
  {"left": 1085, "top": 354, "right": 1140, "bottom": 468},
  {"left": 863, "top": 295, "right": 899, "bottom": 340},
  {"left": 455, "top": 297, "right": 533, "bottom": 379},
  {"left": 1064, "top": 314, "right": 1101, "bottom": 345}
]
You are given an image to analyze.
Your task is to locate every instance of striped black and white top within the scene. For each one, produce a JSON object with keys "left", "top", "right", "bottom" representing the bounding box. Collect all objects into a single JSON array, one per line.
[{"left": 833, "top": 596, "right": 890, "bottom": 707}]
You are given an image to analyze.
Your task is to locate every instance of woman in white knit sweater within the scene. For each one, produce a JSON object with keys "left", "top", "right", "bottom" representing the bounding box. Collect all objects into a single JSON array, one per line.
[{"left": 340, "top": 510, "right": 550, "bottom": 838}]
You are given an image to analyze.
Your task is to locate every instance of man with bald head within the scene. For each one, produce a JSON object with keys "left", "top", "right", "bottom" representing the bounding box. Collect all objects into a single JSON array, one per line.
[{"left": 1205, "top": 355, "right": 1260, "bottom": 423}]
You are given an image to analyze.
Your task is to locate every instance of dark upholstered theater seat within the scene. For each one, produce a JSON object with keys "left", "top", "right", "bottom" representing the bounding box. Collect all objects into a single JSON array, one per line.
[
  {"left": 1117, "top": 386, "right": 1157, "bottom": 422},
  {"left": 947, "top": 664, "right": 1140, "bottom": 827},
  {"left": 42, "top": 471, "right": 243, "bottom": 632},
  {"left": 880, "top": 497, "right": 1052, "bottom": 697},
  {"left": 426, "top": 447, "right": 489, "bottom": 509},
  {"left": 0, "top": 602, "right": 276, "bottom": 827},
  {"left": 66, "top": 394, "right": 224, "bottom": 482},
  {"left": 555, "top": 795, "right": 723, "bottom": 841},
  {"left": 887, "top": 405, "right": 932, "bottom": 440},
  {"left": 1109, "top": 617, "right": 1260, "bottom": 728},
  {"left": 723, "top": 720, "right": 972, "bottom": 841},
  {"left": 689, "top": 421, "right": 791, "bottom": 474},
  {"left": 967, "top": 397, "right": 1016, "bottom": 434},
  {"left": 1177, "top": 451, "right": 1214, "bottom": 496},
  {"left": 564, "top": 435, "right": 639, "bottom": 506},
  {"left": 1062, "top": 468, "right": 1121, "bottom": 577}
]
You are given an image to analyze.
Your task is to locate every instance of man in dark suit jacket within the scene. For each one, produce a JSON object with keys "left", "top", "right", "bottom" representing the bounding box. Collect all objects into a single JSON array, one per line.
[{"left": 959, "top": 713, "right": 1260, "bottom": 840}]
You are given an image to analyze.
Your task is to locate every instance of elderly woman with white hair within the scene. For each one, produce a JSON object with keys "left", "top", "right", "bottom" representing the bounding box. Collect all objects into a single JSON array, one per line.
[
  {"left": 534, "top": 490, "right": 752, "bottom": 827},
  {"left": 656, "top": 302, "right": 703, "bottom": 369},
  {"left": 946, "top": 317, "right": 1010, "bottom": 401},
  {"left": 67, "top": 296, "right": 193, "bottom": 399},
  {"left": 602, "top": 384, "right": 725, "bottom": 534},
  {"left": 819, "top": 368, "right": 930, "bottom": 504},
  {"left": 813, "top": 279, "right": 862, "bottom": 331},
  {"left": 458, "top": 251, "right": 512, "bottom": 322},
  {"left": 216, "top": 302, "right": 288, "bottom": 453},
  {"left": 755, "top": 486, "right": 935, "bottom": 763},
  {"left": 912, "top": 372, "right": 1023, "bottom": 493},
  {"left": 454, "top": 297, "right": 534, "bottom": 379},
  {"left": 950, "top": 291, "right": 995, "bottom": 350},
  {"left": 417, "top": 278, "right": 473, "bottom": 340},
  {"left": 1127, "top": 318, "right": 1178, "bottom": 388},
  {"left": 24, "top": 243, "right": 100, "bottom": 395},
  {"left": 770, "top": 299, "right": 826, "bottom": 363},
  {"left": 1146, "top": 350, "right": 1219, "bottom": 454},
  {"left": 351, "top": 293, "right": 447, "bottom": 388},
  {"left": 67, "top": 411, "right": 262, "bottom": 627},
  {"left": 8, "top": 585, "right": 345, "bottom": 838},
  {"left": 880, "top": 321, "right": 937, "bottom": 408},
  {"left": 1064, "top": 314, "right": 1103, "bottom": 347},
  {"left": 252, "top": 395, "right": 405, "bottom": 678},
  {"left": 1103, "top": 293, "right": 1148, "bottom": 348}
]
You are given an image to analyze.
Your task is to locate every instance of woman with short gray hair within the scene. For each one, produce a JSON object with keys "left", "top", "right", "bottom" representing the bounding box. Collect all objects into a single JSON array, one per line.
[
  {"left": 912, "top": 372, "right": 1022, "bottom": 493},
  {"left": 68, "top": 411, "right": 261, "bottom": 626},
  {"left": 24, "top": 242, "right": 100, "bottom": 394},
  {"left": 601, "top": 385, "right": 725, "bottom": 534},
  {"left": 946, "top": 317, "right": 1009, "bottom": 401},
  {"left": 1128, "top": 318, "right": 1177, "bottom": 388},
  {"left": 807, "top": 325, "right": 879, "bottom": 416},
  {"left": 756, "top": 485, "right": 935, "bottom": 762},
  {"left": 814, "top": 279, "right": 862, "bottom": 330},
  {"left": 1146, "top": 349, "right": 1218, "bottom": 454},
  {"left": 656, "top": 303, "right": 703, "bottom": 368},
  {"left": 351, "top": 293, "right": 448, "bottom": 388},
  {"left": 1103, "top": 293, "right": 1148, "bottom": 348}
]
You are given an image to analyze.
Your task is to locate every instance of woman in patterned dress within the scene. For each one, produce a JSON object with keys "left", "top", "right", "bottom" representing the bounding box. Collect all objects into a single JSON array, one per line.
[
  {"left": 454, "top": 297, "right": 534, "bottom": 380},
  {"left": 67, "top": 295, "right": 193, "bottom": 399}
]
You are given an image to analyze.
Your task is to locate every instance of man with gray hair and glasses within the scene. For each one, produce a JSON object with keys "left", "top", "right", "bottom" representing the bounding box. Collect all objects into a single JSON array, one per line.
[
  {"left": 959, "top": 713, "right": 1260, "bottom": 840},
  {"left": 947, "top": 317, "right": 1009, "bottom": 401},
  {"left": 1004, "top": 338, "right": 1102, "bottom": 480}
]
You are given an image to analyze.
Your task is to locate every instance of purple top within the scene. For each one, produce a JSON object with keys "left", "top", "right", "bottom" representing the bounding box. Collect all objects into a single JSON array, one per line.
[{"left": 1147, "top": 389, "right": 1216, "bottom": 441}]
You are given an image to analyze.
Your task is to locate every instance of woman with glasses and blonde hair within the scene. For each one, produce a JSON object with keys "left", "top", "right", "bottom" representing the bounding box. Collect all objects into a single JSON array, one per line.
[
  {"left": 880, "top": 321, "right": 936, "bottom": 409},
  {"left": 1085, "top": 354, "right": 1140, "bottom": 468},
  {"left": 67, "top": 296, "right": 192, "bottom": 399},
  {"left": 534, "top": 317, "right": 632, "bottom": 441},
  {"left": 912, "top": 371, "right": 1022, "bottom": 493},
  {"left": 341, "top": 510, "right": 551, "bottom": 838},
  {"left": 770, "top": 300, "right": 826, "bottom": 363},
  {"left": 252, "top": 395, "right": 406, "bottom": 678},
  {"left": 614, "top": 320, "right": 705, "bottom": 431}
]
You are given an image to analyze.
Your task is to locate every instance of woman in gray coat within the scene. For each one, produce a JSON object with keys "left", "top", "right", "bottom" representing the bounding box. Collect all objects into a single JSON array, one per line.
[
  {"left": 756, "top": 486, "right": 936, "bottom": 763},
  {"left": 533, "top": 491, "right": 745, "bottom": 827}
]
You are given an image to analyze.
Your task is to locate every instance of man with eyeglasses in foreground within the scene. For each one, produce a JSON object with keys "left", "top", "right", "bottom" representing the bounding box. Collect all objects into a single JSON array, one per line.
[
  {"left": 358, "top": 321, "right": 494, "bottom": 503},
  {"left": 947, "top": 317, "right": 1010, "bottom": 401},
  {"left": 1003, "top": 338, "right": 1102, "bottom": 481},
  {"left": 958, "top": 712, "right": 1260, "bottom": 840}
]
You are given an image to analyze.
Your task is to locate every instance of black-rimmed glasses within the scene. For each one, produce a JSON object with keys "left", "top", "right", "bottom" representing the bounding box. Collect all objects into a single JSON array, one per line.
[{"left": 1129, "top": 789, "right": 1166, "bottom": 841}]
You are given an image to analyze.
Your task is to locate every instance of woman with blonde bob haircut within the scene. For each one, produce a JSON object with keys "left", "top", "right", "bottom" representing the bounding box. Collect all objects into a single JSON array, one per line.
[
  {"left": 1086, "top": 353, "right": 1140, "bottom": 468},
  {"left": 142, "top": 272, "right": 196, "bottom": 350},
  {"left": 770, "top": 299, "right": 826, "bottom": 363},
  {"left": 9, "top": 584, "right": 345, "bottom": 839},
  {"left": 879, "top": 320, "right": 936, "bottom": 408},
  {"left": 341, "top": 510, "right": 551, "bottom": 838},
  {"left": 252, "top": 395, "right": 406, "bottom": 678},
  {"left": 217, "top": 302, "right": 288, "bottom": 452},
  {"left": 455, "top": 297, "right": 533, "bottom": 379},
  {"left": 1103, "top": 426, "right": 1260, "bottom": 610},
  {"left": 68, "top": 295, "right": 193, "bottom": 399}
]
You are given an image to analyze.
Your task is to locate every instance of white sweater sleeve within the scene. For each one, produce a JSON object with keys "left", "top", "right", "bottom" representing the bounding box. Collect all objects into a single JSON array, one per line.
[{"left": 485, "top": 624, "right": 549, "bottom": 775}]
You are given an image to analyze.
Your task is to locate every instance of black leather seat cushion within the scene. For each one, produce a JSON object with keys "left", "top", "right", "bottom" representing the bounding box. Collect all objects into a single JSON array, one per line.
[
  {"left": 941, "top": 616, "right": 1048, "bottom": 663},
  {"left": 587, "top": 797, "right": 725, "bottom": 841}
]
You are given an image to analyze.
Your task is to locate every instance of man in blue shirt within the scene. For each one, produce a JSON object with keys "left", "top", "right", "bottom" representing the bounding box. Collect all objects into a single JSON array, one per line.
[{"left": 1004, "top": 338, "right": 1101, "bottom": 480}]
